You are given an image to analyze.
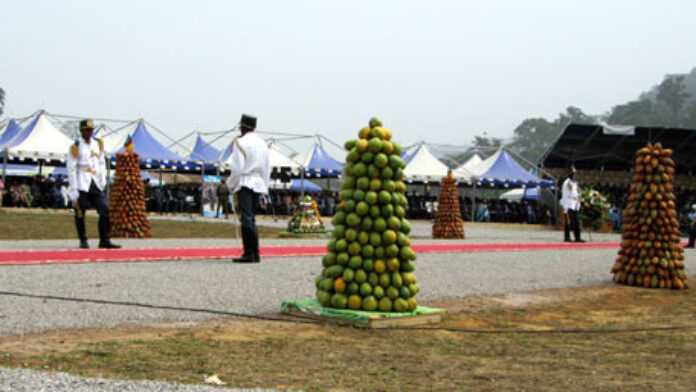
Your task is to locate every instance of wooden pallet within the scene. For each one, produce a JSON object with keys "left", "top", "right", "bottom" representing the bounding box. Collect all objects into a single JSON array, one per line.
[{"left": 281, "top": 300, "right": 446, "bottom": 329}]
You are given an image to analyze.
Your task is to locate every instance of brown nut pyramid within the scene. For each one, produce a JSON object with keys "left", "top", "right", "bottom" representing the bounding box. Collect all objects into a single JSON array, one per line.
[
  {"left": 108, "top": 150, "right": 152, "bottom": 238},
  {"left": 432, "top": 171, "right": 465, "bottom": 239},
  {"left": 611, "top": 143, "right": 687, "bottom": 289}
]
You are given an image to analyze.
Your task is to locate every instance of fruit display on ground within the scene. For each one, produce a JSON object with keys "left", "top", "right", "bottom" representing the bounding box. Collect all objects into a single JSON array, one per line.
[
  {"left": 611, "top": 143, "right": 688, "bottom": 289},
  {"left": 432, "top": 171, "right": 465, "bottom": 239},
  {"left": 108, "top": 142, "right": 151, "bottom": 238},
  {"left": 315, "top": 117, "right": 419, "bottom": 312},
  {"left": 287, "top": 195, "right": 326, "bottom": 234}
]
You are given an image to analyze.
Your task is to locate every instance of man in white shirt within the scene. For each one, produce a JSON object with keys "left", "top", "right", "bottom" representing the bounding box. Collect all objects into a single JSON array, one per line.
[
  {"left": 226, "top": 114, "right": 270, "bottom": 263},
  {"left": 560, "top": 167, "right": 584, "bottom": 243},
  {"left": 67, "top": 119, "right": 120, "bottom": 249}
]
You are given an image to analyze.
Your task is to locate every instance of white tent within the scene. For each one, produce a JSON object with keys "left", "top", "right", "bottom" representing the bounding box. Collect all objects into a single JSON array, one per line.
[
  {"left": 222, "top": 141, "right": 302, "bottom": 172},
  {"left": 403, "top": 143, "right": 454, "bottom": 182},
  {"left": 268, "top": 143, "right": 301, "bottom": 172},
  {"left": 454, "top": 154, "right": 482, "bottom": 174},
  {"left": 3, "top": 111, "right": 73, "bottom": 161},
  {"left": 101, "top": 122, "right": 134, "bottom": 154}
]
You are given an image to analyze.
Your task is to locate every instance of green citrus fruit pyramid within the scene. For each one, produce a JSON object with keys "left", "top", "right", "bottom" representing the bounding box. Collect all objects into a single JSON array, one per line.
[{"left": 315, "top": 117, "right": 419, "bottom": 312}]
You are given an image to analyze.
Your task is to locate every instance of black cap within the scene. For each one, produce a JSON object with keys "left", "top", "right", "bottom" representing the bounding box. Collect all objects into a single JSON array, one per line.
[
  {"left": 240, "top": 114, "right": 257, "bottom": 131},
  {"left": 79, "top": 119, "right": 95, "bottom": 130}
]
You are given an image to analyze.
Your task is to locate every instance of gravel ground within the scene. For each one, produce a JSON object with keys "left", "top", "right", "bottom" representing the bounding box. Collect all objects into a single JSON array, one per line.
[
  {"left": 3, "top": 248, "right": 694, "bottom": 336},
  {"left": 0, "top": 367, "right": 282, "bottom": 392},
  {"left": 0, "top": 221, "right": 689, "bottom": 392},
  {"left": 0, "top": 222, "right": 621, "bottom": 250}
]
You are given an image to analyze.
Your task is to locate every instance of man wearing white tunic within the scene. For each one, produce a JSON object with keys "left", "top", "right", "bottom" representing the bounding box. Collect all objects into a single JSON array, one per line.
[
  {"left": 226, "top": 114, "right": 270, "bottom": 263},
  {"left": 560, "top": 167, "right": 583, "bottom": 242},
  {"left": 67, "top": 119, "right": 120, "bottom": 249}
]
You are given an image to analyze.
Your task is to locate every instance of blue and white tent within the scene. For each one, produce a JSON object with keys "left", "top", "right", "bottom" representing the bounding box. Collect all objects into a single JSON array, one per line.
[
  {"left": 289, "top": 179, "right": 322, "bottom": 193},
  {"left": 467, "top": 148, "right": 552, "bottom": 188},
  {"left": 303, "top": 143, "right": 343, "bottom": 176},
  {"left": 0, "top": 119, "right": 24, "bottom": 148},
  {"left": 401, "top": 143, "right": 421, "bottom": 164},
  {"left": 116, "top": 120, "right": 184, "bottom": 169},
  {"left": 499, "top": 187, "right": 539, "bottom": 201},
  {"left": 3, "top": 111, "right": 73, "bottom": 161},
  {"left": 402, "top": 143, "right": 453, "bottom": 182},
  {"left": 189, "top": 135, "right": 221, "bottom": 163}
]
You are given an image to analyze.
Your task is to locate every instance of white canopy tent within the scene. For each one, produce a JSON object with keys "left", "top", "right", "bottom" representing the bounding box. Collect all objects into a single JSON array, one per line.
[
  {"left": 3, "top": 111, "right": 72, "bottom": 161},
  {"left": 268, "top": 142, "right": 302, "bottom": 172},
  {"left": 454, "top": 154, "right": 482, "bottom": 176},
  {"left": 222, "top": 140, "right": 303, "bottom": 172},
  {"left": 98, "top": 123, "right": 132, "bottom": 155},
  {"left": 403, "top": 143, "right": 459, "bottom": 182}
]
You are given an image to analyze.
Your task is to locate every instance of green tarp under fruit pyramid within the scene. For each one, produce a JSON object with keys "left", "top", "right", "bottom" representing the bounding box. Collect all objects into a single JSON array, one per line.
[
  {"left": 611, "top": 143, "right": 687, "bottom": 289},
  {"left": 315, "top": 117, "right": 419, "bottom": 312}
]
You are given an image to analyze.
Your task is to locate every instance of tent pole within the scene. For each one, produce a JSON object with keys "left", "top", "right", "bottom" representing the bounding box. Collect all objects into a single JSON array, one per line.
[
  {"left": 301, "top": 168, "right": 306, "bottom": 199},
  {"left": 38, "top": 160, "right": 43, "bottom": 177},
  {"left": 106, "top": 156, "right": 112, "bottom": 199},
  {"left": 472, "top": 180, "right": 477, "bottom": 222},
  {"left": 200, "top": 164, "right": 205, "bottom": 216},
  {"left": 2, "top": 149, "right": 8, "bottom": 184},
  {"left": 158, "top": 166, "right": 163, "bottom": 214},
  {"left": 553, "top": 186, "right": 559, "bottom": 226}
]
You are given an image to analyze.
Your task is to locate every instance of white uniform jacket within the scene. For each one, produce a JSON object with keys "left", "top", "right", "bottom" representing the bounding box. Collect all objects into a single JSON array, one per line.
[
  {"left": 226, "top": 133, "right": 271, "bottom": 195},
  {"left": 560, "top": 178, "right": 580, "bottom": 213},
  {"left": 67, "top": 137, "right": 107, "bottom": 201}
]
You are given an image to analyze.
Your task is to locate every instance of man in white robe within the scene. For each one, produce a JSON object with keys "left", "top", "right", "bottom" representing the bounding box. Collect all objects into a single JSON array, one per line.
[
  {"left": 560, "top": 167, "right": 583, "bottom": 242},
  {"left": 226, "top": 114, "right": 270, "bottom": 263}
]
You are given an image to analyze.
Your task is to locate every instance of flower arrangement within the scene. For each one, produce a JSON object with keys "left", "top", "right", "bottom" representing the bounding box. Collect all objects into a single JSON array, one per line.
[{"left": 579, "top": 188, "right": 610, "bottom": 231}]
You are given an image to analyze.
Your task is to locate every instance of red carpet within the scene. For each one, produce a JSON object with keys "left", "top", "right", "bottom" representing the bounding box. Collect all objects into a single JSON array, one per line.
[{"left": 0, "top": 241, "right": 622, "bottom": 266}]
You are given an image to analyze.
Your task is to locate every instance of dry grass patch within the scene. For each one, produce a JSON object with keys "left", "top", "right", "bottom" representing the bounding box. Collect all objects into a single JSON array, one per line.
[{"left": 1, "top": 285, "right": 695, "bottom": 391}]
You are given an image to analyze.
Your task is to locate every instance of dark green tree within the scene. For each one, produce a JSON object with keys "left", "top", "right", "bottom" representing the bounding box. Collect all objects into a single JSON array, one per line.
[
  {"left": 608, "top": 99, "right": 657, "bottom": 126},
  {"left": 684, "top": 101, "right": 696, "bottom": 128},
  {"left": 656, "top": 76, "right": 690, "bottom": 125},
  {"left": 508, "top": 106, "right": 595, "bottom": 164},
  {"left": 472, "top": 134, "right": 503, "bottom": 149}
]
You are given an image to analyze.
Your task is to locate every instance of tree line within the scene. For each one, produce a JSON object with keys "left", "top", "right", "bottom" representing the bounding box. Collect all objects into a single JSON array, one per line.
[{"left": 464, "top": 67, "right": 696, "bottom": 166}]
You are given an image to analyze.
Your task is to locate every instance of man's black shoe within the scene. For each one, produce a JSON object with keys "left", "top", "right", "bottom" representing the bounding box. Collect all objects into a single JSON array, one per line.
[
  {"left": 233, "top": 254, "right": 260, "bottom": 263},
  {"left": 99, "top": 242, "right": 121, "bottom": 249},
  {"left": 575, "top": 239, "right": 586, "bottom": 243},
  {"left": 564, "top": 239, "right": 572, "bottom": 243},
  {"left": 79, "top": 241, "right": 90, "bottom": 249}
]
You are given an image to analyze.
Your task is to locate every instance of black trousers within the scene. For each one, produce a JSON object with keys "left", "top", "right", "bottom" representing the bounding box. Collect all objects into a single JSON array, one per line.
[
  {"left": 216, "top": 195, "right": 230, "bottom": 216},
  {"left": 237, "top": 187, "right": 259, "bottom": 257},
  {"left": 688, "top": 224, "right": 695, "bottom": 248},
  {"left": 564, "top": 209, "right": 581, "bottom": 241},
  {"left": 74, "top": 181, "right": 111, "bottom": 243}
]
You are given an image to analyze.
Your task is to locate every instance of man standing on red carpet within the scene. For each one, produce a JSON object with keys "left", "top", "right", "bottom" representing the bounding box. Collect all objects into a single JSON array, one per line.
[
  {"left": 561, "top": 167, "right": 584, "bottom": 243},
  {"left": 67, "top": 119, "right": 120, "bottom": 250},
  {"left": 226, "top": 114, "right": 270, "bottom": 263}
]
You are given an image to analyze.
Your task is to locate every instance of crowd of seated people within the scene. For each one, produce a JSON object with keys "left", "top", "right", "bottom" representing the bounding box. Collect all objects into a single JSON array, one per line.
[
  {"left": 5, "top": 174, "right": 694, "bottom": 234},
  {"left": 1, "top": 176, "right": 71, "bottom": 209}
]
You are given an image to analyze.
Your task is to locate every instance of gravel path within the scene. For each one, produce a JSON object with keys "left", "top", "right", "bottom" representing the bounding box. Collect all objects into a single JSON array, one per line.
[
  {"left": 3, "top": 248, "right": 693, "bottom": 336},
  {"left": 0, "top": 367, "right": 279, "bottom": 392},
  {"left": 0, "top": 222, "right": 621, "bottom": 250}
]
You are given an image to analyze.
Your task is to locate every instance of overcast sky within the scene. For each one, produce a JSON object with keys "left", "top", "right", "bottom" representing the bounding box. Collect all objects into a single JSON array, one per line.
[{"left": 3, "top": 0, "right": 696, "bottom": 150}]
